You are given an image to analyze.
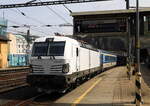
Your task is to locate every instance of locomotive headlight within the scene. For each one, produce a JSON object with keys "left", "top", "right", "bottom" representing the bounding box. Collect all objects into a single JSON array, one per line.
[{"left": 62, "top": 63, "right": 69, "bottom": 73}]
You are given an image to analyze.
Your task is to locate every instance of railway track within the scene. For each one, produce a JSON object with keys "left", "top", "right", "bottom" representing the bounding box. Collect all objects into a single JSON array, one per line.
[
  {"left": 0, "top": 67, "right": 30, "bottom": 74},
  {"left": 2, "top": 92, "right": 64, "bottom": 106},
  {"left": 15, "top": 93, "right": 46, "bottom": 106},
  {"left": 0, "top": 67, "right": 31, "bottom": 93},
  {"left": 2, "top": 93, "right": 45, "bottom": 106}
]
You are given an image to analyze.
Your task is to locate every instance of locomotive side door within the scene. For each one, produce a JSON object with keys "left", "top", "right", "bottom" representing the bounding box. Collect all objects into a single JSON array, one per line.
[
  {"left": 76, "top": 47, "right": 80, "bottom": 72},
  {"left": 100, "top": 53, "right": 104, "bottom": 71}
]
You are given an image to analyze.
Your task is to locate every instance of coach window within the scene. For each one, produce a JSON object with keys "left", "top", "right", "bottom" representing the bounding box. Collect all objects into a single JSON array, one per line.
[{"left": 76, "top": 48, "right": 79, "bottom": 57}]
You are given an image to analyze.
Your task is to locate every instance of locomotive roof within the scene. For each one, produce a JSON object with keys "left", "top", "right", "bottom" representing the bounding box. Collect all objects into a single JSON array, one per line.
[
  {"left": 35, "top": 36, "right": 79, "bottom": 45},
  {"left": 34, "top": 36, "right": 98, "bottom": 51}
]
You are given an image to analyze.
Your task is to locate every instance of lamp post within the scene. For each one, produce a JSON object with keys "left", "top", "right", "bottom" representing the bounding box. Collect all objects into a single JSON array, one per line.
[
  {"left": 135, "top": 0, "right": 142, "bottom": 105},
  {"left": 125, "top": 0, "right": 132, "bottom": 80},
  {"left": 26, "top": 28, "right": 30, "bottom": 65}
]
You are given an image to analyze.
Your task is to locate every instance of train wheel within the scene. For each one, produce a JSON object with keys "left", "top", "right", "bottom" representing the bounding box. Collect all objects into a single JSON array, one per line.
[{"left": 75, "top": 78, "right": 80, "bottom": 86}]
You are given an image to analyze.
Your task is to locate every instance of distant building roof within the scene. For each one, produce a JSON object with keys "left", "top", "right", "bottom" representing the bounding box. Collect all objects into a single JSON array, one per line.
[
  {"left": 0, "top": 35, "right": 9, "bottom": 41},
  {"left": 71, "top": 8, "right": 150, "bottom": 17},
  {"left": 15, "top": 34, "right": 26, "bottom": 39}
]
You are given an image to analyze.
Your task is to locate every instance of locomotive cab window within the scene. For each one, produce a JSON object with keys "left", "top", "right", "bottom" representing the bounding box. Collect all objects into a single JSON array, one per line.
[
  {"left": 48, "top": 41, "right": 65, "bottom": 56},
  {"left": 32, "top": 41, "right": 65, "bottom": 56},
  {"left": 32, "top": 42, "right": 49, "bottom": 56}
]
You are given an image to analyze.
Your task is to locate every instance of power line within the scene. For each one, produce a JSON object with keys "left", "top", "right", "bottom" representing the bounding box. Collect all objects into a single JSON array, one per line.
[
  {"left": 8, "top": 28, "right": 41, "bottom": 37},
  {"left": 9, "top": 0, "right": 59, "bottom": 29},
  {"left": 6, "top": 9, "right": 72, "bottom": 36},
  {"left": 7, "top": 9, "right": 72, "bottom": 35},
  {"left": 26, "top": 0, "right": 37, "bottom": 4},
  {"left": 7, "top": 2, "right": 61, "bottom": 33},
  {"left": 38, "top": 0, "right": 71, "bottom": 24},
  {"left": 9, "top": 0, "right": 46, "bottom": 25},
  {"left": 0, "top": 0, "right": 109, "bottom": 9},
  {"left": 38, "top": 0, "right": 72, "bottom": 33},
  {"left": 6, "top": 18, "right": 50, "bottom": 35},
  {"left": 8, "top": 28, "right": 29, "bottom": 35},
  {"left": 62, "top": 4, "right": 72, "bottom": 13},
  {"left": 4, "top": 10, "right": 50, "bottom": 35},
  {"left": 5, "top": 0, "right": 73, "bottom": 35}
]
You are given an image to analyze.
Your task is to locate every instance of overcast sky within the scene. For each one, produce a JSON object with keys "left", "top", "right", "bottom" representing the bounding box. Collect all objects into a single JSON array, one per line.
[{"left": 0, "top": 0, "right": 150, "bottom": 36}]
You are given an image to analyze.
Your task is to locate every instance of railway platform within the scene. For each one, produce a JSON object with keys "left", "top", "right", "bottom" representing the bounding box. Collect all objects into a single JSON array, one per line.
[
  {"left": 0, "top": 66, "right": 150, "bottom": 106},
  {"left": 52, "top": 66, "right": 150, "bottom": 106}
]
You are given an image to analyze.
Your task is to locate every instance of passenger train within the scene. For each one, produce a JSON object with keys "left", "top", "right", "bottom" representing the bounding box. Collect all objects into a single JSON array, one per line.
[{"left": 27, "top": 36, "right": 117, "bottom": 93}]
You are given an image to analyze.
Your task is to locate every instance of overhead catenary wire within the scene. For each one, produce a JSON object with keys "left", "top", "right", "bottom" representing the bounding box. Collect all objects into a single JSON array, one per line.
[
  {"left": 38, "top": 0, "right": 72, "bottom": 24},
  {"left": 1, "top": 0, "right": 73, "bottom": 35},
  {"left": 0, "top": 0, "right": 108, "bottom": 9},
  {"left": 8, "top": 24, "right": 49, "bottom": 36},
  {"left": 7, "top": 9, "right": 72, "bottom": 27},
  {"left": 8, "top": 28, "right": 42, "bottom": 37},
  {"left": 17, "top": 8, "right": 62, "bottom": 33},
  {"left": 62, "top": 4, "right": 72, "bottom": 13},
  {"left": 10, "top": 0, "right": 70, "bottom": 33},
  {"left": 8, "top": 28, "right": 30, "bottom": 35},
  {"left": 9, "top": 0, "right": 46, "bottom": 25},
  {"left": 26, "top": 0, "right": 37, "bottom": 4},
  {"left": 38, "top": 0, "right": 72, "bottom": 33},
  {"left": 8, "top": 0, "right": 61, "bottom": 33},
  {"left": 6, "top": 17, "right": 50, "bottom": 36},
  {"left": 5, "top": 14, "right": 49, "bottom": 35},
  {"left": 6, "top": 11, "right": 65, "bottom": 35}
]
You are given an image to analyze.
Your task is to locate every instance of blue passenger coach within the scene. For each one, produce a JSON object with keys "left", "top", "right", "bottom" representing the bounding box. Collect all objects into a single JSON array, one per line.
[{"left": 100, "top": 50, "right": 117, "bottom": 69}]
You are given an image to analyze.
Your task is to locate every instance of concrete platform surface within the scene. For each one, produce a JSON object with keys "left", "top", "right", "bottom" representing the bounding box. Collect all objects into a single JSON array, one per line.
[{"left": 52, "top": 66, "right": 150, "bottom": 106}]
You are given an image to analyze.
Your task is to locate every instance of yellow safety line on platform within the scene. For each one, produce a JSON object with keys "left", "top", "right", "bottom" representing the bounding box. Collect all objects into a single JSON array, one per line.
[{"left": 71, "top": 78, "right": 102, "bottom": 106}]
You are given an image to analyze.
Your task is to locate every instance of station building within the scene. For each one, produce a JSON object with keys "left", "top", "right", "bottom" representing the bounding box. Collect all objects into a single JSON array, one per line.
[
  {"left": 71, "top": 8, "right": 150, "bottom": 55},
  {"left": 8, "top": 33, "right": 28, "bottom": 54},
  {"left": 0, "top": 18, "right": 9, "bottom": 68},
  {"left": 7, "top": 33, "right": 39, "bottom": 67},
  {"left": 7, "top": 33, "right": 29, "bottom": 67}
]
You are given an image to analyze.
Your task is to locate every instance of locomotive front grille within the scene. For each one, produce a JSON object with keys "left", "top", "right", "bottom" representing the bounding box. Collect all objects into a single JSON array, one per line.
[
  {"left": 32, "top": 64, "right": 44, "bottom": 73},
  {"left": 31, "top": 64, "right": 64, "bottom": 73},
  {"left": 50, "top": 64, "right": 63, "bottom": 72}
]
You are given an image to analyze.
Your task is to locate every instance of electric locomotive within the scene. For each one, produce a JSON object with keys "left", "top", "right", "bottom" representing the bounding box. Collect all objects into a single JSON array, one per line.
[{"left": 27, "top": 36, "right": 117, "bottom": 93}]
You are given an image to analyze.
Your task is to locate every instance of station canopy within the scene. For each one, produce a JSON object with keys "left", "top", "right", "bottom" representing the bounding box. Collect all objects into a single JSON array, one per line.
[
  {"left": 71, "top": 8, "right": 150, "bottom": 17},
  {"left": 71, "top": 8, "right": 150, "bottom": 54}
]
